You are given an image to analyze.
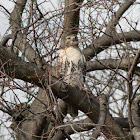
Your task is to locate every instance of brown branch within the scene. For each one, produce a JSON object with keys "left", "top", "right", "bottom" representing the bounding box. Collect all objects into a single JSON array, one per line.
[
  {"left": 92, "top": 94, "right": 107, "bottom": 139},
  {"left": 0, "top": 34, "right": 12, "bottom": 46},
  {"left": 83, "top": 0, "right": 137, "bottom": 60},
  {"left": 131, "top": 99, "right": 140, "bottom": 140},
  {"left": 51, "top": 116, "right": 130, "bottom": 140},
  {"left": 11, "top": 89, "right": 51, "bottom": 140},
  {"left": 86, "top": 57, "right": 140, "bottom": 76},
  {"left": 51, "top": 117, "right": 93, "bottom": 140},
  {"left": 131, "top": 83, "right": 140, "bottom": 102},
  {"left": 61, "top": 0, "right": 84, "bottom": 47},
  {"left": 0, "top": 5, "right": 10, "bottom": 15},
  {"left": 127, "top": 48, "right": 140, "bottom": 131},
  {"left": 9, "top": 0, "right": 43, "bottom": 68},
  {"left": 0, "top": 46, "right": 130, "bottom": 139},
  {"left": 46, "top": 100, "right": 68, "bottom": 139},
  {"left": 10, "top": 0, "right": 27, "bottom": 32},
  {"left": 105, "top": 0, "right": 136, "bottom": 32},
  {"left": 114, "top": 117, "right": 129, "bottom": 129},
  {"left": 83, "top": 30, "right": 140, "bottom": 60},
  {"left": 127, "top": 49, "right": 140, "bottom": 79}
]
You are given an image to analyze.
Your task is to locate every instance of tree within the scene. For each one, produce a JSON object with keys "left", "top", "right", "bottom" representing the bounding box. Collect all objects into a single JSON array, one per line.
[{"left": 0, "top": 0, "right": 140, "bottom": 139}]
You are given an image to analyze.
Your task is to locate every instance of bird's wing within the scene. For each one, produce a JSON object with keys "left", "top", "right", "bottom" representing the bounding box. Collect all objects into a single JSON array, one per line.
[
  {"left": 82, "top": 55, "right": 86, "bottom": 82},
  {"left": 78, "top": 54, "right": 86, "bottom": 82},
  {"left": 55, "top": 49, "right": 68, "bottom": 78}
]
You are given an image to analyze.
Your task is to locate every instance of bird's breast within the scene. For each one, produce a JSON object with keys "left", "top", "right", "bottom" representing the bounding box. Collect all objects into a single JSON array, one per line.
[{"left": 65, "top": 47, "right": 84, "bottom": 65}]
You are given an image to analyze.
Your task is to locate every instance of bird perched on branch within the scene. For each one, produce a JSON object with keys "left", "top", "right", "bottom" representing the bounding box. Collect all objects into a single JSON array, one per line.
[{"left": 56, "top": 34, "right": 86, "bottom": 117}]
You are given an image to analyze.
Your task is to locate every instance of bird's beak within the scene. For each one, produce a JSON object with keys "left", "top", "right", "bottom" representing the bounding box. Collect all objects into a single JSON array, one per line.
[{"left": 72, "top": 36, "right": 78, "bottom": 42}]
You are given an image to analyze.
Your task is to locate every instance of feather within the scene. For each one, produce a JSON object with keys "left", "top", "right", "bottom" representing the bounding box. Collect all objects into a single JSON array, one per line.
[{"left": 55, "top": 35, "right": 86, "bottom": 117}]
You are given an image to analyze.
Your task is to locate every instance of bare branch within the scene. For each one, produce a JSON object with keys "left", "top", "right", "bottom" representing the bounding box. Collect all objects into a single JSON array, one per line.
[
  {"left": 10, "top": 0, "right": 27, "bottom": 32},
  {"left": 86, "top": 56, "right": 140, "bottom": 76},
  {"left": 9, "top": 0, "right": 43, "bottom": 67},
  {"left": 92, "top": 94, "right": 107, "bottom": 139},
  {"left": 0, "top": 34, "right": 12, "bottom": 46},
  {"left": 0, "top": 46, "right": 130, "bottom": 139},
  {"left": 105, "top": 0, "right": 136, "bottom": 32},
  {"left": 128, "top": 48, "right": 140, "bottom": 79},
  {"left": 52, "top": 116, "right": 130, "bottom": 140},
  {"left": 51, "top": 117, "right": 93, "bottom": 140},
  {"left": 131, "top": 99, "right": 140, "bottom": 140},
  {"left": 61, "top": 0, "right": 84, "bottom": 47},
  {"left": 0, "top": 5, "right": 10, "bottom": 15},
  {"left": 0, "top": 0, "right": 139, "bottom": 139},
  {"left": 127, "top": 48, "right": 140, "bottom": 130},
  {"left": 83, "top": 30, "right": 140, "bottom": 60},
  {"left": 83, "top": 0, "right": 137, "bottom": 60}
]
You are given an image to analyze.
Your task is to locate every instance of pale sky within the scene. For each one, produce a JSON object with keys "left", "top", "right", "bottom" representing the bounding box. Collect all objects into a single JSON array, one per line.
[
  {"left": 0, "top": 0, "right": 14, "bottom": 36},
  {"left": 0, "top": 0, "right": 139, "bottom": 140},
  {"left": 0, "top": 0, "right": 59, "bottom": 36}
]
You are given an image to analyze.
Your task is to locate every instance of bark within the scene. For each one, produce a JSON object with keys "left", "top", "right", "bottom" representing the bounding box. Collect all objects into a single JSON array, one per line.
[
  {"left": 9, "top": 0, "right": 26, "bottom": 31},
  {"left": 10, "top": 0, "right": 43, "bottom": 67},
  {"left": 83, "top": 0, "right": 137, "bottom": 60},
  {"left": 127, "top": 48, "right": 140, "bottom": 78},
  {"left": 13, "top": 89, "right": 51, "bottom": 140},
  {"left": 114, "top": 117, "right": 129, "bottom": 129},
  {"left": 131, "top": 99, "right": 140, "bottom": 140},
  {"left": 51, "top": 116, "right": 130, "bottom": 140},
  {"left": 126, "top": 49, "right": 140, "bottom": 139},
  {"left": 0, "top": 0, "right": 139, "bottom": 139},
  {"left": 9, "top": 1, "right": 52, "bottom": 138},
  {"left": 0, "top": 46, "right": 131, "bottom": 139},
  {"left": 51, "top": 117, "right": 93, "bottom": 140},
  {"left": 127, "top": 48, "right": 140, "bottom": 129},
  {"left": 83, "top": 30, "right": 140, "bottom": 60},
  {"left": 61, "top": 0, "right": 83, "bottom": 47},
  {"left": 92, "top": 94, "right": 107, "bottom": 139},
  {"left": 0, "top": 34, "right": 12, "bottom": 46},
  {"left": 86, "top": 57, "right": 140, "bottom": 76}
]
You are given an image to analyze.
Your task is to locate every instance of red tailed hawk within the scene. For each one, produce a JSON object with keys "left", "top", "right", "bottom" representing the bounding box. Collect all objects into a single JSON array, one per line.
[{"left": 56, "top": 34, "right": 86, "bottom": 117}]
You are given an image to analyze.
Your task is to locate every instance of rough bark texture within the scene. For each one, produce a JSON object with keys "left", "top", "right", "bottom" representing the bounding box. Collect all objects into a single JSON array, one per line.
[
  {"left": 0, "top": 0, "right": 139, "bottom": 139},
  {"left": 83, "top": 0, "right": 137, "bottom": 60},
  {"left": 61, "top": 0, "right": 83, "bottom": 47},
  {"left": 131, "top": 100, "right": 140, "bottom": 140},
  {"left": 0, "top": 46, "right": 131, "bottom": 139},
  {"left": 86, "top": 57, "right": 140, "bottom": 76},
  {"left": 10, "top": 0, "right": 43, "bottom": 67}
]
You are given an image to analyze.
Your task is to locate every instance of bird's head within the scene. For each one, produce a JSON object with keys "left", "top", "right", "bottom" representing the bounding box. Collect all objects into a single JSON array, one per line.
[{"left": 65, "top": 34, "right": 78, "bottom": 46}]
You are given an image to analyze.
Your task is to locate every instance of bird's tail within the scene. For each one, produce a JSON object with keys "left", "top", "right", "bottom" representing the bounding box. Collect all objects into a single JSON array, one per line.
[{"left": 68, "top": 105, "right": 78, "bottom": 117}]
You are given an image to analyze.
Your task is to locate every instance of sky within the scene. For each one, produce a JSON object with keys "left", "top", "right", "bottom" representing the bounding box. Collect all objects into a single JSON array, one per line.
[
  {"left": 0, "top": 1, "right": 59, "bottom": 139},
  {"left": 0, "top": 0, "right": 140, "bottom": 139},
  {"left": 0, "top": 1, "right": 13, "bottom": 36},
  {"left": 0, "top": 0, "right": 60, "bottom": 36}
]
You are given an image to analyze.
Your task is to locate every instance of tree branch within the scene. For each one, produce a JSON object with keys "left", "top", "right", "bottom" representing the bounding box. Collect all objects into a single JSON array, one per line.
[
  {"left": 51, "top": 116, "right": 130, "bottom": 140},
  {"left": 92, "top": 94, "right": 107, "bottom": 139},
  {"left": 0, "top": 45, "right": 130, "bottom": 139},
  {"left": 83, "top": 0, "right": 137, "bottom": 60},
  {"left": 127, "top": 48, "right": 140, "bottom": 134},
  {"left": 86, "top": 56, "right": 140, "bottom": 76},
  {"left": 61, "top": 0, "right": 84, "bottom": 47},
  {"left": 0, "top": 34, "right": 12, "bottom": 46},
  {"left": 105, "top": 0, "right": 136, "bottom": 32},
  {"left": 51, "top": 117, "right": 93, "bottom": 140},
  {"left": 131, "top": 99, "right": 140, "bottom": 140},
  {"left": 83, "top": 30, "right": 140, "bottom": 60},
  {"left": 9, "top": 0, "right": 43, "bottom": 67},
  {"left": 0, "top": 5, "right": 10, "bottom": 15}
]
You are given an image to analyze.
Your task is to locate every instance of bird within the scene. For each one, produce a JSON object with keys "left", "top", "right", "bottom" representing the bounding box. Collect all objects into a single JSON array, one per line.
[{"left": 55, "top": 34, "right": 86, "bottom": 117}]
